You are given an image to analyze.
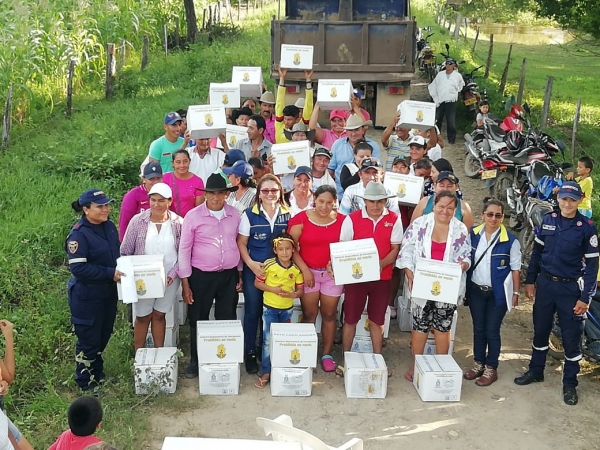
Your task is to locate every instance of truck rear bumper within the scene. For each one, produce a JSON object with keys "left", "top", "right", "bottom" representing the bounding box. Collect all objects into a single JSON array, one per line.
[{"left": 270, "top": 71, "right": 415, "bottom": 82}]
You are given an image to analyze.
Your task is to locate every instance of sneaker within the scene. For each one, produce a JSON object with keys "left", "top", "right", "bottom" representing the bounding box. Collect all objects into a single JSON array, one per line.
[
  {"left": 563, "top": 386, "right": 578, "bottom": 406},
  {"left": 185, "top": 360, "right": 198, "bottom": 379},
  {"left": 476, "top": 365, "right": 498, "bottom": 386},
  {"left": 464, "top": 361, "right": 485, "bottom": 380},
  {"left": 245, "top": 354, "right": 259, "bottom": 374}
]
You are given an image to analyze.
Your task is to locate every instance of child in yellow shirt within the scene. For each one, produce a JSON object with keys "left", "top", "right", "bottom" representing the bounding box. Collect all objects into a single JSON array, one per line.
[
  {"left": 575, "top": 156, "right": 594, "bottom": 218},
  {"left": 254, "top": 232, "right": 304, "bottom": 388}
]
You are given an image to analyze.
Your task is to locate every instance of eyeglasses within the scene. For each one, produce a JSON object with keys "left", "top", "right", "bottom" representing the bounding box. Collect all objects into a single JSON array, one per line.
[
  {"left": 484, "top": 212, "right": 504, "bottom": 219},
  {"left": 260, "top": 188, "right": 279, "bottom": 195}
]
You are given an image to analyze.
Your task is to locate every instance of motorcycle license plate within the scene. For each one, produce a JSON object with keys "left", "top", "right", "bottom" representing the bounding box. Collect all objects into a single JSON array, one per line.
[
  {"left": 464, "top": 97, "right": 477, "bottom": 106},
  {"left": 481, "top": 169, "right": 497, "bottom": 180}
]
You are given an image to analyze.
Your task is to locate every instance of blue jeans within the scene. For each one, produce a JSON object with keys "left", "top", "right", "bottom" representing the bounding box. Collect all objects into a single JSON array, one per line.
[
  {"left": 261, "top": 305, "right": 293, "bottom": 375},
  {"left": 468, "top": 285, "right": 507, "bottom": 369},
  {"left": 242, "top": 265, "right": 265, "bottom": 356}
]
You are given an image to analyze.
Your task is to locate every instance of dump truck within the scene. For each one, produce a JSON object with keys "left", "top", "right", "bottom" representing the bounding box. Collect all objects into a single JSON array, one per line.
[{"left": 271, "top": 0, "right": 417, "bottom": 127}]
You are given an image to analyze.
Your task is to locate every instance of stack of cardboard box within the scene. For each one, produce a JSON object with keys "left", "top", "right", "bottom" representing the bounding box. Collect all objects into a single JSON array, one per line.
[
  {"left": 132, "top": 301, "right": 179, "bottom": 348},
  {"left": 351, "top": 306, "right": 392, "bottom": 353}
]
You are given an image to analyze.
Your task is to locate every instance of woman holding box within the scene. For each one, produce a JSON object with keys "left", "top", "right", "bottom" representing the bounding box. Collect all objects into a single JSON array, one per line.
[
  {"left": 398, "top": 191, "right": 471, "bottom": 382},
  {"left": 465, "top": 198, "right": 521, "bottom": 386},
  {"left": 120, "top": 183, "right": 183, "bottom": 351},
  {"left": 288, "top": 185, "right": 345, "bottom": 372}
]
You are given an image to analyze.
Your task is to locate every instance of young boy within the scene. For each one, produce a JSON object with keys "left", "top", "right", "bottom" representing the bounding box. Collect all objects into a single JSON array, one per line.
[
  {"left": 391, "top": 156, "right": 410, "bottom": 175},
  {"left": 49, "top": 397, "right": 103, "bottom": 450},
  {"left": 253, "top": 233, "right": 304, "bottom": 389},
  {"left": 576, "top": 156, "right": 594, "bottom": 218}
]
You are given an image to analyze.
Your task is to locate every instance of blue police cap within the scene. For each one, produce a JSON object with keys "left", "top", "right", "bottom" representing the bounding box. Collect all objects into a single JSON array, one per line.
[
  {"left": 78, "top": 189, "right": 114, "bottom": 206},
  {"left": 557, "top": 181, "right": 582, "bottom": 200}
]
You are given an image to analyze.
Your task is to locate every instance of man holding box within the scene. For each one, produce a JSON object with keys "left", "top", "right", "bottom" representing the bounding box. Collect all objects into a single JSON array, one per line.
[
  {"left": 275, "top": 68, "right": 314, "bottom": 144},
  {"left": 334, "top": 182, "right": 403, "bottom": 377}
]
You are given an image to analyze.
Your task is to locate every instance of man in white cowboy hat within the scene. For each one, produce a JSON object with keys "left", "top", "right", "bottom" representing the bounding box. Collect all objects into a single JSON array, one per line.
[
  {"left": 328, "top": 113, "right": 381, "bottom": 197},
  {"left": 332, "top": 181, "right": 403, "bottom": 377},
  {"left": 259, "top": 91, "right": 276, "bottom": 143}
]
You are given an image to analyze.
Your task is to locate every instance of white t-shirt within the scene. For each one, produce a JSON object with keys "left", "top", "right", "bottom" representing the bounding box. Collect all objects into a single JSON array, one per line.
[
  {"left": 312, "top": 171, "right": 336, "bottom": 190},
  {"left": 145, "top": 220, "right": 177, "bottom": 273},
  {"left": 189, "top": 148, "right": 226, "bottom": 185},
  {"left": 427, "top": 144, "right": 442, "bottom": 161},
  {"left": 0, "top": 409, "right": 15, "bottom": 450},
  {"left": 239, "top": 205, "right": 281, "bottom": 235}
]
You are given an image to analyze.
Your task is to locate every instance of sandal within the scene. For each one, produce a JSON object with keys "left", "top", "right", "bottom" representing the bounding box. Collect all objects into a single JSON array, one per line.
[
  {"left": 335, "top": 365, "right": 345, "bottom": 378},
  {"left": 321, "top": 355, "right": 337, "bottom": 372},
  {"left": 254, "top": 376, "right": 270, "bottom": 389}
]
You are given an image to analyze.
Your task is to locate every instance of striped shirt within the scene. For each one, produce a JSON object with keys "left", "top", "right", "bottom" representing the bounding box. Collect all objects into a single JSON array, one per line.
[{"left": 227, "top": 187, "right": 257, "bottom": 215}]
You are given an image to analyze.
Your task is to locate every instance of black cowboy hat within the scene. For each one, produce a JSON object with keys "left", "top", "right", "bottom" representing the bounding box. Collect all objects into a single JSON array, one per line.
[{"left": 199, "top": 173, "right": 239, "bottom": 192}]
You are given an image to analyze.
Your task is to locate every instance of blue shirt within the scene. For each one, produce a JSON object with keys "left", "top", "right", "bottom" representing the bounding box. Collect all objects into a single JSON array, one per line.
[{"left": 328, "top": 137, "right": 381, "bottom": 197}]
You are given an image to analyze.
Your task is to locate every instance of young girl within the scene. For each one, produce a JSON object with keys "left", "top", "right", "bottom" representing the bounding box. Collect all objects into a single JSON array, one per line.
[
  {"left": 476, "top": 101, "right": 490, "bottom": 128},
  {"left": 254, "top": 232, "right": 304, "bottom": 389}
]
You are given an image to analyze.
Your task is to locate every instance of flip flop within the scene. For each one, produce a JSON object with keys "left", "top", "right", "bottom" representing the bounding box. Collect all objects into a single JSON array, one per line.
[
  {"left": 254, "top": 376, "right": 270, "bottom": 389},
  {"left": 321, "top": 355, "right": 337, "bottom": 372},
  {"left": 335, "top": 365, "right": 345, "bottom": 378}
]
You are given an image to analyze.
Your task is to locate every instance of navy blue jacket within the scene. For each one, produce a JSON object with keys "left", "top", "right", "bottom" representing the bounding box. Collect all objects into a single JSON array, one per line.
[{"left": 243, "top": 204, "right": 290, "bottom": 263}]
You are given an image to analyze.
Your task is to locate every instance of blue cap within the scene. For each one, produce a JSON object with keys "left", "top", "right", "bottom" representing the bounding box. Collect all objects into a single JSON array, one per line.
[
  {"left": 294, "top": 166, "right": 313, "bottom": 179},
  {"left": 352, "top": 88, "right": 362, "bottom": 99},
  {"left": 79, "top": 189, "right": 114, "bottom": 206},
  {"left": 224, "top": 149, "right": 246, "bottom": 167},
  {"left": 164, "top": 111, "right": 182, "bottom": 125},
  {"left": 222, "top": 160, "right": 253, "bottom": 180},
  {"left": 557, "top": 181, "right": 582, "bottom": 200},
  {"left": 143, "top": 161, "right": 163, "bottom": 179}
]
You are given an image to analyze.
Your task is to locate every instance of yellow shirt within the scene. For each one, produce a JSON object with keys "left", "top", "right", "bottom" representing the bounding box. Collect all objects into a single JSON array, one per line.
[
  {"left": 257, "top": 257, "right": 304, "bottom": 309},
  {"left": 275, "top": 85, "right": 314, "bottom": 144},
  {"left": 576, "top": 176, "right": 593, "bottom": 210}
]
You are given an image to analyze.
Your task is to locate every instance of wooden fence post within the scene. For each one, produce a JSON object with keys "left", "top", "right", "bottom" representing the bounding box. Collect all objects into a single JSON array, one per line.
[
  {"left": 447, "top": 12, "right": 452, "bottom": 31},
  {"left": 472, "top": 27, "right": 480, "bottom": 53},
  {"left": 571, "top": 99, "right": 581, "bottom": 164},
  {"left": 453, "top": 14, "right": 461, "bottom": 40},
  {"left": 209, "top": 5, "right": 213, "bottom": 28},
  {"left": 484, "top": 34, "right": 493, "bottom": 78},
  {"left": 435, "top": 2, "right": 440, "bottom": 24},
  {"left": 105, "top": 43, "right": 116, "bottom": 99},
  {"left": 202, "top": 9, "right": 207, "bottom": 30},
  {"left": 499, "top": 44, "right": 513, "bottom": 94},
  {"left": 516, "top": 58, "right": 527, "bottom": 105},
  {"left": 141, "top": 36, "right": 149, "bottom": 70},
  {"left": 119, "top": 39, "right": 126, "bottom": 72},
  {"left": 540, "top": 76, "right": 554, "bottom": 128},
  {"left": 441, "top": 7, "right": 446, "bottom": 28},
  {"left": 1, "top": 84, "right": 13, "bottom": 151},
  {"left": 237, "top": 1, "right": 240, "bottom": 21},
  {"left": 66, "top": 60, "right": 76, "bottom": 117},
  {"left": 163, "top": 25, "right": 168, "bottom": 57}
]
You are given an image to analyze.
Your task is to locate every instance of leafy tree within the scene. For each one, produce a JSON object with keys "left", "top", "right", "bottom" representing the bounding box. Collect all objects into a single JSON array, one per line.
[{"left": 533, "top": 0, "right": 600, "bottom": 39}]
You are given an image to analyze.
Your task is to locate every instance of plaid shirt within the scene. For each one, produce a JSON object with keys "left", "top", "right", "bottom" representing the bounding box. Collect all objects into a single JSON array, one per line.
[{"left": 120, "top": 209, "right": 183, "bottom": 280}]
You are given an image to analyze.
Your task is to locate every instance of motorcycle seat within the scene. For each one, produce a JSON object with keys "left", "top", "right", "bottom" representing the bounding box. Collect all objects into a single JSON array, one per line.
[
  {"left": 487, "top": 124, "right": 505, "bottom": 143},
  {"left": 501, "top": 154, "right": 530, "bottom": 165},
  {"left": 466, "top": 82, "right": 477, "bottom": 89}
]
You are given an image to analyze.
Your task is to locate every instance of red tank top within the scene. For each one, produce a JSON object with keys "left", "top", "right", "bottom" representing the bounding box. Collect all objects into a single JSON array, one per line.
[{"left": 431, "top": 241, "right": 446, "bottom": 261}]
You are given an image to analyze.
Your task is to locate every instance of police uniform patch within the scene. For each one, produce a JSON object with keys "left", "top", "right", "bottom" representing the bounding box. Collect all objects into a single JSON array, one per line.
[
  {"left": 577, "top": 221, "right": 582, "bottom": 227},
  {"left": 68, "top": 241, "right": 79, "bottom": 254},
  {"left": 591, "top": 235, "right": 598, "bottom": 248},
  {"left": 552, "top": 213, "right": 557, "bottom": 217}
]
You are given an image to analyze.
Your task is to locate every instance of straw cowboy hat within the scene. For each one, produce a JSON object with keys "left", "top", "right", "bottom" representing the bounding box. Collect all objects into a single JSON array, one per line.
[{"left": 343, "top": 114, "right": 373, "bottom": 130}]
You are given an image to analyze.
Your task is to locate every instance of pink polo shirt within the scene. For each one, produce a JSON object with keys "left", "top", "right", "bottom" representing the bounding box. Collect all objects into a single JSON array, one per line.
[
  {"left": 177, "top": 203, "right": 241, "bottom": 277},
  {"left": 264, "top": 115, "right": 275, "bottom": 143},
  {"left": 119, "top": 185, "right": 150, "bottom": 241},
  {"left": 321, "top": 129, "right": 347, "bottom": 150}
]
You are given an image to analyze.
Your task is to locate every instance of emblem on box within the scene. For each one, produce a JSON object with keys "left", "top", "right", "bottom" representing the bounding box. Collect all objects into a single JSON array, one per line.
[
  {"left": 222, "top": 94, "right": 229, "bottom": 105},
  {"left": 287, "top": 155, "right": 296, "bottom": 170},
  {"left": 330, "top": 87, "right": 337, "bottom": 98},
  {"left": 229, "top": 135, "right": 237, "bottom": 147},
  {"left": 290, "top": 348, "right": 301, "bottom": 365},
  {"left": 243, "top": 72, "right": 250, "bottom": 82},
  {"left": 431, "top": 281, "right": 441, "bottom": 296},
  {"left": 397, "top": 183, "right": 406, "bottom": 198},
  {"left": 416, "top": 110, "right": 424, "bottom": 122},
  {"left": 136, "top": 279, "right": 147, "bottom": 296},
  {"left": 293, "top": 53, "right": 301, "bottom": 65},
  {"left": 211, "top": 373, "right": 217, "bottom": 382},
  {"left": 364, "top": 319, "right": 371, "bottom": 332},
  {"left": 351, "top": 262, "right": 363, "bottom": 280},
  {"left": 216, "top": 344, "right": 226, "bottom": 359},
  {"left": 205, "top": 114, "right": 214, "bottom": 127}
]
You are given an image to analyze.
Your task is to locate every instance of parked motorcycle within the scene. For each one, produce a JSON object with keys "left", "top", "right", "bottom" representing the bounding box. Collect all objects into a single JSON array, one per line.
[
  {"left": 461, "top": 65, "right": 483, "bottom": 118},
  {"left": 500, "top": 104, "right": 525, "bottom": 133},
  {"left": 416, "top": 28, "right": 437, "bottom": 82}
]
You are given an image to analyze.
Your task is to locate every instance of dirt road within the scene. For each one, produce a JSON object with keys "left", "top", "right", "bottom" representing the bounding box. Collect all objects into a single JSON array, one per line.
[{"left": 147, "top": 83, "right": 600, "bottom": 449}]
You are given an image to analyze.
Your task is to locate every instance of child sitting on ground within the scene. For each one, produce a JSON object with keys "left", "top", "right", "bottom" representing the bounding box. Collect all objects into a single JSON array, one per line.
[
  {"left": 576, "top": 156, "right": 594, "bottom": 218},
  {"left": 253, "top": 232, "right": 304, "bottom": 389},
  {"left": 49, "top": 397, "right": 103, "bottom": 450}
]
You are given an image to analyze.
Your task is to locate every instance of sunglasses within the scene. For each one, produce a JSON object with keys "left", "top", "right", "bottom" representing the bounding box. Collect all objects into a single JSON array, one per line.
[
  {"left": 260, "top": 188, "right": 279, "bottom": 194},
  {"left": 484, "top": 212, "right": 504, "bottom": 219}
]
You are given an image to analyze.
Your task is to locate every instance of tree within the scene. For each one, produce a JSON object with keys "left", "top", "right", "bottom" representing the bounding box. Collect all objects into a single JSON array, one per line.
[
  {"left": 534, "top": 0, "right": 600, "bottom": 39},
  {"left": 184, "top": 0, "right": 198, "bottom": 44}
]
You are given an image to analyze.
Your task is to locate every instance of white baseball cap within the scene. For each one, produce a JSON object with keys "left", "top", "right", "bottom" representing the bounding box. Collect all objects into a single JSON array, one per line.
[{"left": 148, "top": 182, "right": 173, "bottom": 199}]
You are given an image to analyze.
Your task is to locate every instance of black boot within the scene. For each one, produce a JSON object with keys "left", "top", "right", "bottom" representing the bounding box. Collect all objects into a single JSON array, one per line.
[
  {"left": 185, "top": 326, "right": 199, "bottom": 379},
  {"left": 563, "top": 386, "right": 578, "bottom": 405},
  {"left": 514, "top": 370, "right": 544, "bottom": 386}
]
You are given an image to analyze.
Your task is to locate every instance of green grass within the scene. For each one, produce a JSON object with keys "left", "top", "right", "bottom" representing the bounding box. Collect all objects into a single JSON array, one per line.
[{"left": 0, "top": 5, "right": 276, "bottom": 448}]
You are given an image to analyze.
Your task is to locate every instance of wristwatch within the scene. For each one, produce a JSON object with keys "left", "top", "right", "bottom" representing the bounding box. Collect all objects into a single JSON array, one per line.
[{"left": 512, "top": 291, "right": 520, "bottom": 296}]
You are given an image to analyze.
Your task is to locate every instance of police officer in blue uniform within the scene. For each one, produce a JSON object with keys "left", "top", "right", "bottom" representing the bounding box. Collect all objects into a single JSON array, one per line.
[
  {"left": 66, "top": 189, "right": 123, "bottom": 392},
  {"left": 515, "top": 181, "right": 599, "bottom": 405}
]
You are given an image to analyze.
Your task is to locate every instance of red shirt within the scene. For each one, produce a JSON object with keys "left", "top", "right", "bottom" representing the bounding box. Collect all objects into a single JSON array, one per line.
[
  {"left": 431, "top": 241, "right": 446, "bottom": 261},
  {"left": 49, "top": 430, "right": 101, "bottom": 450},
  {"left": 288, "top": 211, "right": 345, "bottom": 269}
]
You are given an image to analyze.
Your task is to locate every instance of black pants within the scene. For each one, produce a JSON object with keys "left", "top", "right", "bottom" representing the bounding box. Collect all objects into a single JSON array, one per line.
[
  {"left": 435, "top": 101, "right": 458, "bottom": 143},
  {"left": 188, "top": 267, "right": 239, "bottom": 362}
]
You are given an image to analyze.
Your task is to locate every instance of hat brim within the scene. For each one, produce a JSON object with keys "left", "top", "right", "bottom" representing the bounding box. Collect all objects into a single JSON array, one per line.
[
  {"left": 200, "top": 186, "right": 239, "bottom": 193},
  {"left": 359, "top": 193, "right": 396, "bottom": 201},
  {"left": 558, "top": 193, "right": 581, "bottom": 200},
  {"left": 283, "top": 129, "right": 316, "bottom": 141},
  {"left": 144, "top": 173, "right": 162, "bottom": 179},
  {"left": 360, "top": 165, "right": 382, "bottom": 172},
  {"left": 92, "top": 198, "right": 114, "bottom": 205},
  {"left": 165, "top": 119, "right": 182, "bottom": 125},
  {"left": 343, "top": 120, "right": 373, "bottom": 130}
]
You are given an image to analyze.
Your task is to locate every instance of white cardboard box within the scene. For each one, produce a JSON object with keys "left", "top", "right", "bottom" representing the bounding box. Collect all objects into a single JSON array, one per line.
[
  {"left": 330, "top": 238, "right": 380, "bottom": 286},
  {"left": 117, "top": 255, "right": 166, "bottom": 300},
  {"left": 144, "top": 324, "right": 179, "bottom": 348},
  {"left": 413, "top": 354, "right": 462, "bottom": 402},
  {"left": 397, "top": 100, "right": 436, "bottom": 130},
  {"left": 317, "top": 79, "right": 352, "bottom": 110},
  {"left": 270, "top": 141, "right": 311, "bottom": 175},
  {"left": 344, "top": 352, "right": 388, "bottom": 399},
  {"left": 270, "top": 323, "right": 318, "bottom": 368},
  {"left": 187, "top": 105, "right": 227, "bottom": 139},
  {"left": 290, "top": 298, "right": 322, "bottom": 333},
  {"left": 216, "top": 125, "right": 249, "bottom": 150},
  {"left": 209, "top": 82, "right": 241, "bottom": 108},
  {"left": 198, "top": 363, "right": 240, "bottom": 395},
  {"left": 197, "top": 320, "right": 244, "bottom": 364},
  {"left": 351, "top": 336, "right": 373, "bottom": 353},
  {"left": 383, "top": 172, "right": 425, "bottom": 206},
  {"left": 355, "top": 306, "right": 391, "bottom": 338},
  {"left": 423, "top": 338, "right": 455, "bottom": 355},
  {"left": 428, "top": 310, "right": 458, "bottom": 340},
  {"left": 134, "top": 347, "right": 178, "bottom": 395},
  {"left": 232, "top": 66, "right": 263, "bottom": 97},
  {"left": 412, "top": 257, "right": 462, "bottom": 304},
  {"left": 280, "top": 44, "right": 314, "bottom": 70},
  {"left": 270, "top": 367, "right": 313, "bottom": 397}
]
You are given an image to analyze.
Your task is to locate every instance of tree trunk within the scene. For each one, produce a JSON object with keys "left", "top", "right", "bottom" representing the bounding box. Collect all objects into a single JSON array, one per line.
[{"left": 184, "top": 0, "right": 198, "bottom": 44}]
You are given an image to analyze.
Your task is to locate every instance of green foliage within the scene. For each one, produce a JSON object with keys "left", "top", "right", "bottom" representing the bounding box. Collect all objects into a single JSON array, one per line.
[
  {"left": 457, "top": 0, "right": 554, "bottom": 26},
  {"left": 533, "top": 0, "right": 600, "bottom": 39}
]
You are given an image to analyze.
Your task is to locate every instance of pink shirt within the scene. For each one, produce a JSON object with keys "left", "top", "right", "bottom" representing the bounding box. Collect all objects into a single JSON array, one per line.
[
  {"left": 431, "top": 241, "right": 447, "bottom": 261},
  {"left": 119, "top": 185, "right": 150, "bottom": 241},
  {"left": 177, "top": 203, "right": 241, "bottom": 277},
  {"left": 321, "top": 129, "right": 347, "bottom": 150},
  {"left": 264, "top": 115, "right": 275, "bottom": 143},
  {"left": 162, "top": 172, "right": 204, "bottom": 218},
  {"left": 359, "top": 108, "right": 371, "bottom": 121},
  {"left": 49, "top": 430, "right": 101, "bottom": 450}
]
